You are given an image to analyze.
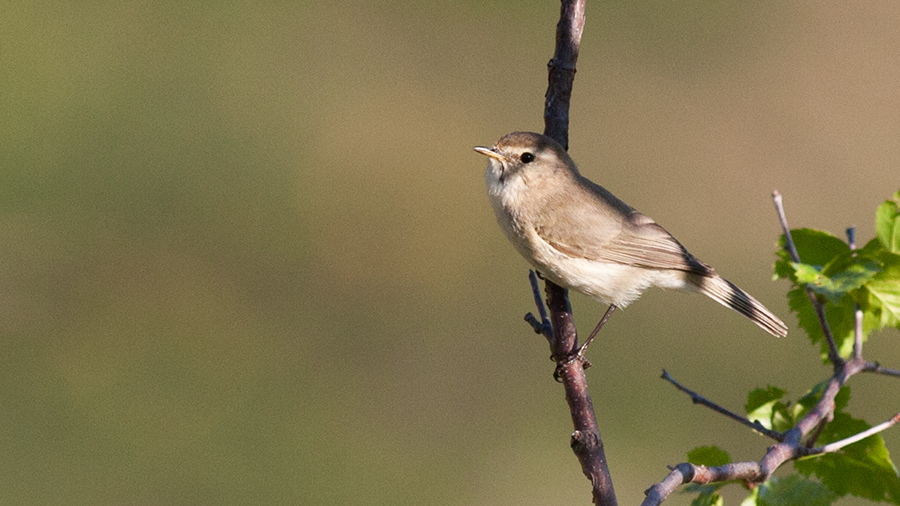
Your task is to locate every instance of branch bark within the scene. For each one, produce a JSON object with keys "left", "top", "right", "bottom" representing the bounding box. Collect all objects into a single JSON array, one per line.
[
  {"left": 544, "top": 0, "right": 585, "bottom": 149},
  {"left": 539, "top": 1, "right": 617, "bottom": 505},
  {"left": 661, "top": 369, "right": 784, "bottom": 441},
  {"left": 642, "top": 357, "right": 875, "bottom": 506}
]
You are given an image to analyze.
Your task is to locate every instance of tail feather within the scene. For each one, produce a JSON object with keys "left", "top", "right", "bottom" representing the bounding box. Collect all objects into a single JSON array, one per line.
[{"left": 690, "top": 274, "right": 788, "bottom": 338}]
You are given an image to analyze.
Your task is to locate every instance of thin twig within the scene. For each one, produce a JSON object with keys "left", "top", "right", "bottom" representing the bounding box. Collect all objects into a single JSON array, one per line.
[
  {"left": 772, "top": 191, "right": 844, "bottom": 367},
  {"left": 661, "top": 370, "right": 784, "bottom": 441},
  {"left": 525, "top": 270, "right": 553, "bottom": 342},
  {"left": 811, "top": 412, "right": 900, "bottom": 454},
  {"left": 848, "top": 227, "right": 864, "bottom": 360},
  {"left": 772, "top": 191, "right": 801, "bottom": 262},
  {"left": 864, "top": 362, "right": 900, "bottom": 378}
]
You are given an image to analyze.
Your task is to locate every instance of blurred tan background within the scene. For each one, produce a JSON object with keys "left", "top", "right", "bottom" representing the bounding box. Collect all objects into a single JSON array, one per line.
[{"left": 2, "top": 1, "right": 898, "bottom": 505}]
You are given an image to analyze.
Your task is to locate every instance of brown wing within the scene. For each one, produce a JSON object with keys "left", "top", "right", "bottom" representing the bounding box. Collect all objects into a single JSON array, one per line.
[{"left": 534, "top": 176, "right": 712, "bottom": 275}]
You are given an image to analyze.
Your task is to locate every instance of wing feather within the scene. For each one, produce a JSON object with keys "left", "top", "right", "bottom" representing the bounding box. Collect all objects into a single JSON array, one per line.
[{"left": 534, "top": 176, "right": 711, "bottom": 275}]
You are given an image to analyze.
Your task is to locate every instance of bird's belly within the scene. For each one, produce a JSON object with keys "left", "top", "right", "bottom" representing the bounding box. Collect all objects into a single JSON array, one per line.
[
  {"left": 523, "top": 237, "right": 687, "bottom": 307},
  {"left": 490, "top": 200, "right": 688, "bottom": 307}
]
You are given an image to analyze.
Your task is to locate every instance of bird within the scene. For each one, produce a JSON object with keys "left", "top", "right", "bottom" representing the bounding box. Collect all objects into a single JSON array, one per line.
[{"left": 474, "top": 131, "right": 787, "bottom": 338}]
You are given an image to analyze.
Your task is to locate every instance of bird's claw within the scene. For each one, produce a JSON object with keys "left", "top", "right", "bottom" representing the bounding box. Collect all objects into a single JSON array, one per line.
[{"left": 552, "top": 348, "right": 592, "bottom": 382}]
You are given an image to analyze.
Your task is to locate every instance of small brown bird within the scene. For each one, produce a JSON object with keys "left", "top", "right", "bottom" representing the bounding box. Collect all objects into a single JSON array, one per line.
[{"left": 475, "top": 131, "right": 787, "bottom": 338}]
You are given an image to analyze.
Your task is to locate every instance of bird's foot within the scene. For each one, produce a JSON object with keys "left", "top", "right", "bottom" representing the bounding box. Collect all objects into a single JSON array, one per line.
[{"left": 552, "top": 350, "right": 592, "bottom": 382}]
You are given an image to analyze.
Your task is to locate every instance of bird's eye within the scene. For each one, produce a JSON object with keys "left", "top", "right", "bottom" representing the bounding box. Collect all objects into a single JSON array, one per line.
[{"left": 520, "top": 152, "right": 535, "bottom": 163}]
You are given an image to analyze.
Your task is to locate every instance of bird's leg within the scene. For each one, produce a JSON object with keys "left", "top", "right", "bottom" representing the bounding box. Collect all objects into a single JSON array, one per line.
[
  {"left": 554, "top": 305, "right": 616, "bottom": 381},
  {"left": 574, "top": 305, "right": 617, "bottom": 363}
]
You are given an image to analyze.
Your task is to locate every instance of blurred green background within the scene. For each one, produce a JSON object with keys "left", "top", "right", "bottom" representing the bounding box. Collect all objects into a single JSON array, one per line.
[{"left": 2, "top": 1, "right": 898, "bottom": 505}]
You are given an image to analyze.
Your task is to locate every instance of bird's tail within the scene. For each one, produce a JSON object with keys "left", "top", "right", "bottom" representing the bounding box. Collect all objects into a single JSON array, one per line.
[{"left": 689, "top": 273, "right": 788, "bottom": 338}]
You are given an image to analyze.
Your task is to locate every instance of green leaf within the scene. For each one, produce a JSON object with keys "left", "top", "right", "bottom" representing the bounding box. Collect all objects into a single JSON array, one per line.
[
  {"left": 786, "top": 281, "right": 885, "bottom": 361},
  {"left": 876, "top": 189, "right": 900, "bottom": 253},
  {"left": 795, "top": 413, "right": 900, "bottom": 503},
  {"left": 797, "top": 383, "right": 849, "bottom": 413},
  {"left": 791, "top": 263, "right": 824, "bottom": 284},
  {"left": 740, "top": 487, "right": 759, "bottom": 506},
  {"left": 757, "top": 474, "right": 836, "bottom": 506},
  {"left": 746, "top": 386, "right": 786, "bottom": 414},
  {"left": 789, "top": 260, "right": 879, "bottom": 303},
  {"left": 683, "top": 450, "right": 730, "bottom": 501},
  {"left": 774, "top": 228, "right": 884, "bottom": 359},
  {"left": 773, "top": 194, "right": 900, "bottom": 356},
  {"left": 775, "top": 229, "right": 850, "bottom": 282},
  {"left": 832, "top": 385, "right": 850, "bottom": 413},
  {"left": 684, "top": 483, "right": 721, "bottom": 495},
  {"left": 688, "top": 446, "right": 731, "bottom": 467},
  {"left": 690, "top": 491, "right": 723, "bottom": 506},
  {"left": 823, "top": 259, "right": 880, "bottom": 296},
  {"left": 785, "top": 286, "right": 859, "bottom": 360},
  {"left": 746, "top": 386, "right": 792, "bottom": 431},
  {"left": 863, "top": 251, "right": 900, "bottom": 328}
]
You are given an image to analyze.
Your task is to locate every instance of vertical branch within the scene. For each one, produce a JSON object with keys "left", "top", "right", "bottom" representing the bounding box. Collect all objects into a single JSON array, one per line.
[
  {"left": 546, "top": 284, "right": 617, "bottom": 506},
  {"left": 544, "top": 0, "right": 586, "bottom": 149},
  {"left": 541, "top": 1, "right": 618, "bottom": 505}
]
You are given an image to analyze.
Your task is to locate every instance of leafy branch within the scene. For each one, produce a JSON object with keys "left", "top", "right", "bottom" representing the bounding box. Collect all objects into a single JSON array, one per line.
[{"left": 642, "top": 189, "right": 900, "bottom": 506}]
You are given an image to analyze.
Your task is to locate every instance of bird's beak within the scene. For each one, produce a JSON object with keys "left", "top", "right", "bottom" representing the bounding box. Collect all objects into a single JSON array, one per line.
[{"left": 474, "top": 146, "right": 507, "bottom": 162}]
